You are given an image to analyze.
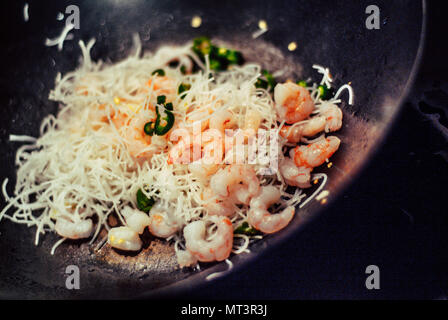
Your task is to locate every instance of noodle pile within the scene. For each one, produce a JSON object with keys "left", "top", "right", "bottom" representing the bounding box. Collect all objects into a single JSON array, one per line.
[{"left": 0, "top": 35, "right": 353, "bottom": 266}]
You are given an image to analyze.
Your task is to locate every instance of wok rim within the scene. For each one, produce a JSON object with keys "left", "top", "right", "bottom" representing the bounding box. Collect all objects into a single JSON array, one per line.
[{"left": 138, "top": 0, "right": 428, "bottom": 300}]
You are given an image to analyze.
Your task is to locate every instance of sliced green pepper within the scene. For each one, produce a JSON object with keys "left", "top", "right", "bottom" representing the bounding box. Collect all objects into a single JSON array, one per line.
[
  {"left": 255, "top": 70, "right": 276, "bottom": 91},
  {"left": 262, "top": 70, "right": 276, "bottom": 88},
  {"left": 255, "top": 78, "right": 269, "bottom": 90},
  {"left": 178, "top": 83, "right": 191, "bottom": 99},
  {"left": 209, "top": 59, "right": 225, "bottom": 71},
  {"left": 144, "top": 121, "right": 155, "bottom": 136},
  {"left": 136, "top": 189, "right": 155, "bottom": 213},
  {"left": 192, "top": 36, "right": 212, "bottom": 57},
  {"left": 297, "top": 80, "right": 309, "bottom": 88},
  {"left": 151, "top": 69, "right": 165, "bottom": 76},
  {"left": 157, "top": 95, "right": 166, "bottom": 105},
  {"left": 214, "top": 46, "right": 228, "bottom": 59},
  {"left": 234, "top": 222, "right": 260, "bottom": 236},
  {"left": 318, "top": 84, "right": 334, "bottom": 100},
  {"left": 226, "top": 50, "right": 244, "bottom": 65},
  {"left": 154, "top": 106, "right": 175, "bottom": 136},
  {"left": 168, "top": 60, "right": 179, "bottom": 68}
]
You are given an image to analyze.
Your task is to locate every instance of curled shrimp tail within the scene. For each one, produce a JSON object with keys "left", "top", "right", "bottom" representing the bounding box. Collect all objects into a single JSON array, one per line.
[
  {"left": 184, "top": 216, "right": 233, "bottom": 262},
  {"left": 274, "top": 82, "right": 315, "bottom": 124},
  {"left": 248, "top": 186, "right": 295, "bottom": 234},
  {"left": 279, "top": 157, "right": 312, "bottom": 188},
  {"left": 292, "top": 136, "right": 341, "bottom": 168},
  {"left": 55, "top": 217, "right": 93, "bottom": 239},
  {"left": 250, "top": 206, "right": 295, "bottom": 234}
]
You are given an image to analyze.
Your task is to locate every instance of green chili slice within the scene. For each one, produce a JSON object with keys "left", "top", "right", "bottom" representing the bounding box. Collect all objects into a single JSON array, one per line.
[
  {"left": 178, "top": 83, "right": 191, "bottom": 99},
  {"left": 209, "top": 59, "right": 225, "bottom": 71},
  {"left": 226, "top": 50, "right": 244, "bottom": 65},
  {"left": 144, "top": 121, "right": 155, "bottom": 136},
  {"left": 297, "top": 80, "right": 309, "bottom": 88},
  {"left": 154, "top": 106, "right": 175, "bottom": 136},
  {"left": 157, "top": 95, "right": 166, "bottom": 105},
  {"left": 193, "top": 37, "right": 244, "bottom": 71},
  {"left": 214, "top": 46, "right": 228, "bottom": 58},
  {"left": 318, "top": 84, "right": 334, "bottom": 100},
  {"left": 151, "top": 69, "right": 165, "bottom": 76},
  {"left": 136, "top": 189, "right": 155, "bottom": 213},
  {"left": 262, "top": 70, "right": 276, "bottom": 88},
  {"left": 192, "top": 36, "right": 212, "bottom": 57},
  {"left": 234, "top": 222, "right": 260, "bottom": 236},
  {"left": 255, "top": 78, "right": 269, "bottom": 89},
  {"left": 255, "top": 70, "right": 276, "bottom": 90}
]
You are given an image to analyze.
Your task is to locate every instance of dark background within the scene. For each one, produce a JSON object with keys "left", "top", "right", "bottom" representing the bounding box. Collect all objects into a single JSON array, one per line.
[{"left": 175, "top": 0, "right": 448, "bottom": 300}]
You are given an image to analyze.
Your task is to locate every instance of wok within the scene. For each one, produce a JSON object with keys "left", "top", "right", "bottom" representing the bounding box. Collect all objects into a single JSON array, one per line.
[{"left": 0, "top": 0, "right": 425, "bottom": 299}]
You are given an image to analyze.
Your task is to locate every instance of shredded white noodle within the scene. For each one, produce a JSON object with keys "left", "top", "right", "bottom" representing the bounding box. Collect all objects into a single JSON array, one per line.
[{"left": 1, "top": 34, "right": 353, "bottom": 270}]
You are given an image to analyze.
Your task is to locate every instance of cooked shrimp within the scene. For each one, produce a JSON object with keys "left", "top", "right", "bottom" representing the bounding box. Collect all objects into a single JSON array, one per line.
[
  {"left": 146, "top": 75, "right": 177, "bottom": 101},
  {"left": 210, "top": 164, "right": 260, "bottom": 205},
  {"left": 291, "top": 136, "right": 341, "bottom": 168},
  {"left": 202, "top": 188, "right": 235, "bottom": 217},
  {"left": 183, "top": 216, "right": 233, "bottom": 262},
  {"left": 201, "top": 129, "right": 224, "bottom": 164},
  {"left": 148, "top": 205, "right": 180, "bottom": 238},
  {"left": 108, "top": 226, "right": 142, "bottom": 251},
  {"left": 111, "top": 111, "right": 154, "bottom": 159},
  {"left": 185, "top": 106, "right": 214, "bottom": 132},
  {"left": 188, "top": 161, "right": 220, "bottom": 184},
  {"left": 223, "top": 129, "right": 247, "bottom": 164},
  {"left": 121, "top": 206, "right": 151, "bottom": 234},
  {"left": 279, "top": 157, "right": 312, "bottom": 188},
  {"left": 243, "top": 109, "right": 262, "bottom": 142},
  {"left": 248, "top": 186, "right": 295, "bottom": 234},
  {"left": 244, "top": 109, "right": 262, "bottom": 132},
  {"left": 176, "top": 249, "right": 198, "bottom": 268},
  {"left": 55, "top": 217, "right": 93, "bottom": 239},
  {"left": 209, "top": 109, "right": 236, "bottom": 133},
  {"left": 274, "top": 82, "right": 315, "bottom": 124},
  {"left": 319, "top": 102, "right": 343, "bottom": 132},
  {"left": 279, "top": 116, "right": 326, "bottom": 143}
]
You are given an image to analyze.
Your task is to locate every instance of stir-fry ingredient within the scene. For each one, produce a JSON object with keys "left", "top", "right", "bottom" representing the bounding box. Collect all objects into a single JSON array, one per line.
[
  {"left": 178, "top": 83, "right": 191, "bottom": 99},
  {"left": 144, "top": 121, "right": 155, "bottom": 136},
  {"left": 151, "top": 69, "right": 165, "bottom": 76},
  {"left": 136, "top": 189, "right": 155, "bottom": 213},
  {"left": 317, "top": 84, "right": 334, "bottom": 100},
  {"left": 192, "top": 36, "right": 244, "bottom": 71},
  {"left": 234, "top": 221, "right": 259, "bottom": 236},
  {"left": 255, "top": 70, "right": 276, "bottom": 91},
  {"left": 1, "top": 34, "right": 353, "bottom": 270},
  {"left": 297, "top": 80, "right": 309, "bottom": 88},
  {"left": 154, "top": 105, "right": 175, "bottom": 136}
]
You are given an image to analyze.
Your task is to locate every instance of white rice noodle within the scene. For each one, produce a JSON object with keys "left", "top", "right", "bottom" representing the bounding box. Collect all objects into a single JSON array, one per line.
[{"left": 1, "top": 35, "right": 352, "bottom": 269}]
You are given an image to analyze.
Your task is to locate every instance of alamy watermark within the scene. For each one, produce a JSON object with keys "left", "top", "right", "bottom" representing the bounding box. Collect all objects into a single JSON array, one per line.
[
  {"left": 365, "top": 5, "right": 381, "bottom": 30},
  {"left": 167, "top": 122, "right": 279, "bottom": 175},
  {"left": 65, "top": 265, "right": 80, "bottom": 290},
  {"left": 365, "top": 265, "right": 380, "bottom": 290},
  {"left": 63, "top": 5, "right": 80, "bottom": 29}
]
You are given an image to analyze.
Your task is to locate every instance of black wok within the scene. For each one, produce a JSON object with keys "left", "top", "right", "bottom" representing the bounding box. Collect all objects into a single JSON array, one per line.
[{"left": 0, "top": 0, "right": 425, "bottom": 299}]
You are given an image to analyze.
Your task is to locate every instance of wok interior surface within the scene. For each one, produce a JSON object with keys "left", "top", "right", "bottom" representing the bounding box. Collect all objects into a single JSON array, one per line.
[{"left": 0, "top": 0, "right": 424, "bottom": 298}]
